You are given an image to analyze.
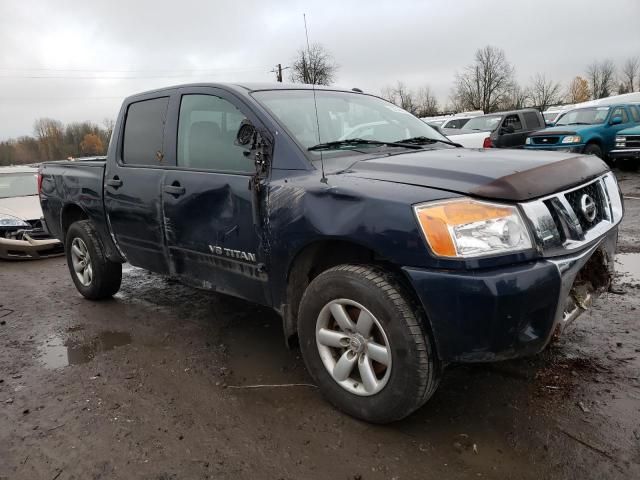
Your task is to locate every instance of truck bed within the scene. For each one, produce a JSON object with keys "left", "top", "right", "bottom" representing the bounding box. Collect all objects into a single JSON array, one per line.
[{"left": 39, "top": 158, "right": 121, "bottom": 260}]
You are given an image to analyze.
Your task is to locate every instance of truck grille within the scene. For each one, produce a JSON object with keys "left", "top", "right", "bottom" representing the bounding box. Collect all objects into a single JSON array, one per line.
[
  {"left": 564, "top": 181, "right": 606, "bottom": 232},
  {"left": 625, "top": 135, "right": 640, "bottom": 148},
  {"left": 520, "top": 173, "right": 623, "bottom": 257},
  {"left": 532, "top": 136, "right": 560, "bottom": 145}
]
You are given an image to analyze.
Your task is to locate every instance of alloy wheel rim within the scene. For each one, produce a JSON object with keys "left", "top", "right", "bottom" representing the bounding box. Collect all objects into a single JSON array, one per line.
[
  {"left": 315, "top": 299, "right": 392, "bottom": 396},
  {"left": 70, "top": 238, "right": 93, "bottom": 287}
]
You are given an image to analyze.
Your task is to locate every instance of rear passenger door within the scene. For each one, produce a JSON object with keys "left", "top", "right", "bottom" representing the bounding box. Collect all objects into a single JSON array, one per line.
[
  {"left": 161, "top": 87, "right": 270, "bottom": 306},
  {"left": 104, "top": 94, "right": 173, "bottom": 274}
]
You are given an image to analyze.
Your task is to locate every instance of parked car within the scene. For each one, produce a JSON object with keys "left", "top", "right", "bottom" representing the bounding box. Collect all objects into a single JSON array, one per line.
[
  {"left": 446, "top": 109, "right": 545, "bottom": 148},
  {"left": 543, "top": 104, "right": 575, "bottom": 126},
  {"left": 0, "top": 165, "right": 62, "bottom": 260},
  {"left": 524, "top": 104, "right": 640, "bottom": 160},
  {"left": 39, "top": 83, "right": 622, "bottom": 423},
  {"left": 610, "top": 123, "right": 640, "bottom": 170},
  {"left": 423, "top": 111, "right": 483, "bottom": 133}
]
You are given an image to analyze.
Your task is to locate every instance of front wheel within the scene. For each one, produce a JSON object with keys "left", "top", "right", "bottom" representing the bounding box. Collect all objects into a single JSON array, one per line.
[
  {"left": 583, "top": 143, "right": 603, "bottom": 159},
  {"left": 616, "top": 158, "right": 638, "bottom": 172},
  {"left": 298, "top": 265, "right": 441, "bottom": 423},
  {"left": 65, "top": 220, "right": 122, "bottom": 300}
]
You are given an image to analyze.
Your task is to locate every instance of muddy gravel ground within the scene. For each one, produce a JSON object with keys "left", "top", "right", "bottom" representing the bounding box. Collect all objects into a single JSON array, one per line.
[{"left": 1, "top": 171, "right": 640, "bottom": 480}]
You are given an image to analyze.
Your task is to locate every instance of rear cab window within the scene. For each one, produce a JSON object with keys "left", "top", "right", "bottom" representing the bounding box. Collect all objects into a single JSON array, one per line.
[
  {"left": 523, "top": 111, "right": 542, "bottom": 130},
  {"left": 122, "top": 97, "right": 170, "bottom": 165}
]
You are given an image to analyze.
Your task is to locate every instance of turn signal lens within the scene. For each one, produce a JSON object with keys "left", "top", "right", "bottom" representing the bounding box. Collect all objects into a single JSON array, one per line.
[{"left": 414, "top": 199, "right": 532, "bottom": 258}]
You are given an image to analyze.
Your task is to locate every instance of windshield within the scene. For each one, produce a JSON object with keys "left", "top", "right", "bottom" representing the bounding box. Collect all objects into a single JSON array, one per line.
[
  {"left": 543, "top": 112, "right": 559, "bottom": 123},
  {"left": 0, "top": 172, "right": 38, "bottom": 199},
  {"left": 252, "top": 90, "right": 449, "bottom": 152},
  {"left": 555, "top": 107, "right": 610, "bottom": 126},
  {"left": 461, "top": 115, "right": 502, "bottom": 132}
]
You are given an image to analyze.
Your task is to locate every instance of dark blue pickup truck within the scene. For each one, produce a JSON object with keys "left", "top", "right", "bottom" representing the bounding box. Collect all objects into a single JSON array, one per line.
[{"left": 39, "top": 83, "right": 624, "bottom": 423}]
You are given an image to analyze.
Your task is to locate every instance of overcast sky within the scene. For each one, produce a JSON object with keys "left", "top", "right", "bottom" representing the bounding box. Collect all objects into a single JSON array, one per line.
[{"left": 1, "top": 0, "right": 638, "bottom": 140}]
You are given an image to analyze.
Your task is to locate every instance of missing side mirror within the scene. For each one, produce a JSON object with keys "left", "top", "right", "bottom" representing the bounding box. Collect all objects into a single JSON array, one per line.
[{"left": 236, "top": 120, "right": 256, "bottom": 146}]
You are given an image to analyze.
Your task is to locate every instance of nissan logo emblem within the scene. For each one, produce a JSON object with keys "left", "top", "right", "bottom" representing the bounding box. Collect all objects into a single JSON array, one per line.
[{"left": 580, "top": 194, "right": 597, "bottom": 222}]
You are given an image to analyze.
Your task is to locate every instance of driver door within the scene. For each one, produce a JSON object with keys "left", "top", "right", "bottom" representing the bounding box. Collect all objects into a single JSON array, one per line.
[
  {"left": 161, "top": 87, "right": 270, "bottom": 306},
  {"left": 498, "top": 114, "right": 526, "bottom": 148}
]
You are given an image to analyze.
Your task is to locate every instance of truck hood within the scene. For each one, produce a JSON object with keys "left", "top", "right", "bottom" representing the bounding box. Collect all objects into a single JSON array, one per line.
[
  {"left": 0, "top": 195, "right": 43, "bottom": 221},
  {"left": 529, "top": 124, "right": 598, "bottom": 136},
  {"left": 339, "top": 148, "right": 609, "bottom": 202},
  {"left": 618, "top": 125, "right": 640, "bottom": 135}
]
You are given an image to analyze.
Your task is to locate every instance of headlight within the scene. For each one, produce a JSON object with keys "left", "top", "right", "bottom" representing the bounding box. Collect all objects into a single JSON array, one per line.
[
  {"left": 414, "top": 198, "right": 532, "bottom": 258},
  {"left": 0, "top": 213, "right": 29, "bottom": 228},
  {"left": 525, "top": 137, "right": 532, "bottom": 145},
  {"left": 615, "top": 136, "right": 626, "bottom": 147},
  {"left": 561, "top": 135, "right": 581, "bottom": 144}
]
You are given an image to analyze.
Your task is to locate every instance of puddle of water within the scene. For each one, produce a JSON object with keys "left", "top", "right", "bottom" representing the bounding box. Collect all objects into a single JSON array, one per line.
[
  {"left": 40, "top": 331, "right": 132, "bottom": 369},
  {"left": 616, "top": 252, "right": 640, "bottom": 284}
]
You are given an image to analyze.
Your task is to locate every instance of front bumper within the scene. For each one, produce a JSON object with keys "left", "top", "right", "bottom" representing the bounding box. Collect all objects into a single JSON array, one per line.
[
  {"left": 403, "top": 228, "right": 617, "bottom": 363},
  {"left": 610, "top": 148, "right": 640, "bottom": 160},
  {"left": 0, "top": 229, "right": 63, "bottom": 260},
  {"left": 524, "top": 144, "right": 584, "bottom": 153}
]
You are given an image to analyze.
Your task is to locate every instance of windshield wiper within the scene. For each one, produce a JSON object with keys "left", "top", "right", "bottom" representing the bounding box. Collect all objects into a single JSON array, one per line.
[
  {"left": 397, "top": 136, "right": 462, "bottom": 148},
  {"left": 308, "top": 138, "right": 423, "bottom": 151}
]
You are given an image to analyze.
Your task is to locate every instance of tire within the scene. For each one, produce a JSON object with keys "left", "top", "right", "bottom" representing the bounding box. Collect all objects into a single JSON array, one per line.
[
  {"left": 616, "top": 158, "right": 638, "bottom": 172},
  {"left": 65, "top": 220, "right": 122, "bottom": 300},
  {"left": 298, "top": 264, "right": 441, "bottom": 423},
  {"left": 583, "top": 143, "right": 603, "bottom": 159}
]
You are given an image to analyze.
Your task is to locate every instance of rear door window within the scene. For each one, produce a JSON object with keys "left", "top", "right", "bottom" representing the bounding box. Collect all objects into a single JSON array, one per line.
[{"left": 122, "top": 97, "right": 169, "bottom": 165}]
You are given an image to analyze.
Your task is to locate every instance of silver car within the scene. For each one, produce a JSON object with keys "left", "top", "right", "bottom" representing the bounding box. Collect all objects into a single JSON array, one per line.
[{"left": 0, "top": 165, "right": 62, "bottom": 260}]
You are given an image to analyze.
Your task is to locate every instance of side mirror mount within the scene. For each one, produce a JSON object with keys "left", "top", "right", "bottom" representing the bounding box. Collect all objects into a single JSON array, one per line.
[
  {"left": 235, "top": 119, "right": 256, "bottom": 146},
  {"left": 610, "top": 116, "right": 623, "bottom": 125}
]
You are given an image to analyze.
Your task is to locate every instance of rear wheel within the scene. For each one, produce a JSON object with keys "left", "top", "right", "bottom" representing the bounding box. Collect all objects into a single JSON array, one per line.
[
  {"left": 65, "top": 220, "right": 122, "bottom": 299},
  {"left": 298, "top": 264, "right": 441, "bottom": 423}
]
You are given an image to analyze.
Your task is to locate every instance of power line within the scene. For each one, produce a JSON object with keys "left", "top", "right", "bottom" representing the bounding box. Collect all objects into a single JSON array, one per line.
[{"left": 0, "top": 66, "right": 266, "bottom": 74}]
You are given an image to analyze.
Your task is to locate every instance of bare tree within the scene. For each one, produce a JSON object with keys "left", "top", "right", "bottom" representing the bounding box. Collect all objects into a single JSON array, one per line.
[
  {"left": 498, "top": 83, "right": 530, "bottom": 111},
  {"left": 415, "top": 86, "right": 439, "bottom": 117},
  {"left": 622, "top": 56, "right": 639, "bottom": 93},
  {"left": 451, "top": 46, "right": 515, "bottom": 113},
  {"left": 290, "top": 43, "right": 338, "bottom": 85},
  {"left": 380, "top": 82, "right": 418, "bottom": 114},
  {"left": 586, "top": 60, "right": 617, "bottom": 99},
  {"left": 33, "top": 118, "right": 64, "bottom": 160},
  {"left": 527, "top": 74, "right": 564, "bottom": 111},
  {"left": 567, "top": 76, "right": 591, "bottom": 103}
]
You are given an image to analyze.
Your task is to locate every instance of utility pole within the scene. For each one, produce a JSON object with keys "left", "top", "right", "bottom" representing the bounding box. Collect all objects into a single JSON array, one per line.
[{"left": 271, "top": 64, "right": 289, "bottom": 82}]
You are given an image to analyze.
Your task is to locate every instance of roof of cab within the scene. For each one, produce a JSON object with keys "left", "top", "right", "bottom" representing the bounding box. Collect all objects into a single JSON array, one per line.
[{"left": 124, "top": 82, "right": 363, "bottom": 102}]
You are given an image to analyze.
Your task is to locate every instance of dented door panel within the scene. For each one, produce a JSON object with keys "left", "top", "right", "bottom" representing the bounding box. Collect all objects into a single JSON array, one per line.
[{"left": 162, "top": 170, "right": 269, "bottom": 306}]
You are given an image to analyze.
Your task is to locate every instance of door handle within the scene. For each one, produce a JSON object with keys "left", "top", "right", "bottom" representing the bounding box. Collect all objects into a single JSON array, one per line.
[
  {"left": 164, "top": 183, "right": 186, "bottom": 197},
  {"left": 106, "top": 176, "right": 123, "bottom": 188}
]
